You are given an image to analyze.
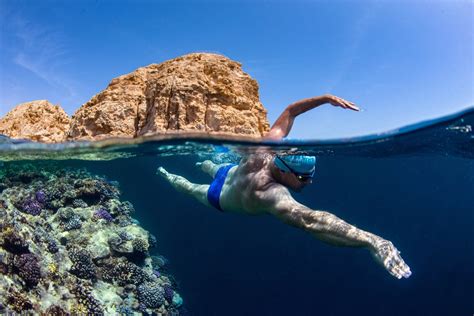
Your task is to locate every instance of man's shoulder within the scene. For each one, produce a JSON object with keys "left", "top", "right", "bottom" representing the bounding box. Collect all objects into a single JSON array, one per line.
[{"left": 241, "top": 153, "right": 273, "bottom": 167}]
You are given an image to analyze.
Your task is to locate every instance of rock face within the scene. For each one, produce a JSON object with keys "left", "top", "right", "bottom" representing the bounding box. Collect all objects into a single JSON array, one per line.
[
  {"left": 68, "top": 53, "right": 270, "bottom": 140},
  {"left": 0, "top": 100, "right": 70, "bottom": 143},
  {"left": 0, "top": 53, "right": 271, "bottom": 143}
]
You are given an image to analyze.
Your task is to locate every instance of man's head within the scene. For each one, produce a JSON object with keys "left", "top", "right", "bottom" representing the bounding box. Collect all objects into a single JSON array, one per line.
[{"left": 272, "top": 155, "right": 316, "bottom": 191}]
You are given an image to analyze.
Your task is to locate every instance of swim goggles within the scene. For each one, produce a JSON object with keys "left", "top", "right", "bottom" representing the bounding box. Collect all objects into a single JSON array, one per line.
[{"left": 275, "top": 156, "right": 315, "bottom": 182}]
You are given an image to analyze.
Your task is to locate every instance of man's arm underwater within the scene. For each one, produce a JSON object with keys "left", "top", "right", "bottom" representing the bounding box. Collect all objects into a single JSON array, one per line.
[
  {"left": 258, "top": 185, "right": 412, "bottom": 279},
  {"left": 265, "top": 94, "right": 360, "bottom": 140}
]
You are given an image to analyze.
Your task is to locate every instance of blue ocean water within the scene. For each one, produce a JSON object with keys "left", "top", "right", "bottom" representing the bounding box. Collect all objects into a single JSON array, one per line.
[{"left": 1, "top": 108, "right": 473, "bottom": 315}]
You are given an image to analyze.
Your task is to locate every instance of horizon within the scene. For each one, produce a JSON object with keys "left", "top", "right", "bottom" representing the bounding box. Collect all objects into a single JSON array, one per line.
[{"left": 0, "top": 0, "right": 472, "bottom": 139}]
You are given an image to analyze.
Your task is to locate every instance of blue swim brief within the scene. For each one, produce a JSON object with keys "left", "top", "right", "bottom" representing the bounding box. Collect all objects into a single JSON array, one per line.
[{"left": 207, "top": 164, "right": 237, "bottom": 211}]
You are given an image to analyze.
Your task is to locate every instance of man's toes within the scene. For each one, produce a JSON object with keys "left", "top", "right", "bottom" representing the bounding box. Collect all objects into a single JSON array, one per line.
[
  {"left": 400, "top": 264, "right": 412, "bottom": 278},
  {"left": 392, "top": 266, "right": 404, "bottom": 278},
  {"left": 401, "top": 269, "right": 411, "bottom": 278},
  {"left": 403, "top": 269, "right": 412, "bottom": 278},
  {"left": 391, "top": 260, "right": 411, "bottom": 279},
  {"left": 386, "top": 265, "right": 399, "bottom": 278},
  {"left": 390, "top": 264, "right": 404, "bottom": 278}
]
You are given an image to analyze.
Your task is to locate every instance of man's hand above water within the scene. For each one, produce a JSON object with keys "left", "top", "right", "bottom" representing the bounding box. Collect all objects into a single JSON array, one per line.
[{"left": 324, "top": 94, "right": 360, "bottom": 111}]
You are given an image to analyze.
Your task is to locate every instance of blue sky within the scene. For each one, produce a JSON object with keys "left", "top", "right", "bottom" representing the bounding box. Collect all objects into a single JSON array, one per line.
[{"left": 0, "top": 0, "right": 472, "bottom": 139}]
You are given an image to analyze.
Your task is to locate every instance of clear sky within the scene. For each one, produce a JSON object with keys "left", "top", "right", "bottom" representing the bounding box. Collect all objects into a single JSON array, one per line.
[{"left": 0, "top": 0, "right": 472, "bottom": 139}]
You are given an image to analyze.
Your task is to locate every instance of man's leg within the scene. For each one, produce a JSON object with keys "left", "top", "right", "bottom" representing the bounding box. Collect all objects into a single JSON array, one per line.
[{"left": 157, "top": 167, "right": 211, "bottom": 207}]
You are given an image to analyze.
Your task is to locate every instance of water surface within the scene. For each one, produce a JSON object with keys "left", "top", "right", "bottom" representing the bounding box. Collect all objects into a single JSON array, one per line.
[{"left": 1, "top": 108, "right": 473, "bottom": 315}]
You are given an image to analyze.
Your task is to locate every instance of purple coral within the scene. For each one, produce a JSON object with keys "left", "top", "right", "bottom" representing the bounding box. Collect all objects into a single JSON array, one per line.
[
  {"left": 93, "top": 207, "right": 114, "bottom": 223},
  {"left": 21, "top": 198, "right": 42, "bottom": 216},
  {"left": 46, "top": 239, "right": 59, "bottom": 253},
  {"left": 163, "top": 284, "right": 174, "bottom": 302},
  {"left": 35, "top": 190, "right": 47, "bottom": 204},
  {"left": 14, "top": 253, "right": 41, "bottom": 287},
  {"left": 118, "top": 231, "right": 132, "bottom": 241}
]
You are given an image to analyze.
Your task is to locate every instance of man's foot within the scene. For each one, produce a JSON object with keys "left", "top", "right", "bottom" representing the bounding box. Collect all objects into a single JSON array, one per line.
[
  {"left": 371, "top": 239, "right": 412, "bottom": 279},
  {"left": 196, "top": 160, "right": 217, "bottom": 177},
  {"left": 157, "top": 167, "right": 181, "bottom": 186},
  {"left": 156, "top": 166, "right": 169, "bottom": 178}
]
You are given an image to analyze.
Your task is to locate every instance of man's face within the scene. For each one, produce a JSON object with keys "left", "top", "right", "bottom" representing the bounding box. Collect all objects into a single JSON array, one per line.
[{"left": 279, "top": 169, "right": 313, "bottom": 192}]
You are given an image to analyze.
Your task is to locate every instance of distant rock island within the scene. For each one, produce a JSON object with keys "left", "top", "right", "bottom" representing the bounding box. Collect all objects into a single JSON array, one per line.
[
  {"left": 0, "top": 100, "right": 71, "bottom": 143},
  {"left": 0, "top": 53, "right": 270, "bottom": 143}
]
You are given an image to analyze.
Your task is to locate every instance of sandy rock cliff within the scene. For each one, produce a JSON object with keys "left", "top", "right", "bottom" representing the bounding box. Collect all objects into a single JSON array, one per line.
[
  {"left": 0, "top": 53, "right": 270, "bottom": 143},
  {"left": 0, "top": 100, "right": 71, "bottom": 142},
  {"left": 68, "top": 53, "right": 270, "bottom": 140}
]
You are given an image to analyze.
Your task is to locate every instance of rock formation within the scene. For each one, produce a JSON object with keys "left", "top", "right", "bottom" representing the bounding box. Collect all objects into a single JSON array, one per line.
[
  {"left": 0, "top": 100, "right": 70, "bottom": 143},
  {"left": 0, "top": 53, "right": 271, "bottom": 143},
  {"left": 68, "top": 53, "right": 270, "bottom": 140}
]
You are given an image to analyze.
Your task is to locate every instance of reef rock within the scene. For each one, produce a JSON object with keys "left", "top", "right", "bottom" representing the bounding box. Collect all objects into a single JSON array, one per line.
[
  {"left": 68, "top": 53, "right": 270, "bottom": 140},
  {"left": 0, "top": 100, "right": 70, "bottom": 143},
  {"left": 0, "top": 164, "right": 184, "bottom": 314}
]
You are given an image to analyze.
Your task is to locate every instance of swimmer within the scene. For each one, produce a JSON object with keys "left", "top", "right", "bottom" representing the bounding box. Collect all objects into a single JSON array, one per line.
[{"left": 157, "top": 94, "right": 412, "bottom": 279}]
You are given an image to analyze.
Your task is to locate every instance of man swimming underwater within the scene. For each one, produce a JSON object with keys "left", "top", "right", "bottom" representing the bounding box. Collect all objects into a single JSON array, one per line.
[{"left": 157, "top": 94, "right": 412, "bottom": 279}]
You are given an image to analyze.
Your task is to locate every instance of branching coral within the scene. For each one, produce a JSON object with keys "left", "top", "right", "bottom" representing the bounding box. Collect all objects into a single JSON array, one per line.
[
  {"left": 70, "top": 281, "right": 103, "bottom": 315},
  {"left": 6, "top": 289, "right": 33, "bottom": 312},
  {"left": 101, "top": 258, "right": 147, "bottom": 286},
  {"left": 63, "top": 215, "right": 82, "bottom": 231},
  {"left": 72, "top": 199, "right": 88, "bottom": 208},
  {"left": 132, "top": 238, "right": 149, "bottom": 254},
  {"left": 41, "top": 305, "right": 68, "bottom": 316},
  {"left": 137, "top": 282, "right": 165, "bottom": 308},
  {"left": 58, "top": 207, "right": 83, "bottom": 231},
  {"left": 68, "top": 248, "right": 96, "bottom": 280}
]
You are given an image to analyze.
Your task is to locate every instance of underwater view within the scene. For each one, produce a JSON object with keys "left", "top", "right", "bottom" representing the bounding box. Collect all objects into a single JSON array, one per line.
[
  {"left": 1, "top": 0, "right": 472, "bottom": 314},
  {"left": 0, "top": 107, "right": 472, "bottom": 315}
]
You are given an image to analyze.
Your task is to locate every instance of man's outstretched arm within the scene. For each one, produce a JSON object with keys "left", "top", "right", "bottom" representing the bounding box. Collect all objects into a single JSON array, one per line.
[
  {"left": 265, "top": 94, "right": 360, "bottom": 140},
  {"left": 260, "top": 187, "right": 411, "bottom": 279}
]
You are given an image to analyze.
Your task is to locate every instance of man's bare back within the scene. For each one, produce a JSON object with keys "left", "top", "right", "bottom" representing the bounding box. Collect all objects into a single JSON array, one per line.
[{"left": 157, "top": 94, "right": 412, "bottom": 279}]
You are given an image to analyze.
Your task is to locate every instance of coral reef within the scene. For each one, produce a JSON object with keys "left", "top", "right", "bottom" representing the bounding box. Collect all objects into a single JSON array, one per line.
[
  {"left": 13, "top": 253, "right": 41, "bottom": 287},
  {"left": 138, "top": 281, "right": 165, "bottom": 309},
  {"left": 0, "top": 163, "right": 184, "bottom": 314}
]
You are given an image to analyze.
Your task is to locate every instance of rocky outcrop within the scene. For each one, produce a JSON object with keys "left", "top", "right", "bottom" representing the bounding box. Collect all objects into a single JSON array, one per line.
[
  {"left": 0, "top": 100, "right": 70, "bottom": 143},
  {"left": 0, "top": 53, "right": 271, "bottom": 143},
  {"left": 67, "top": 53, "right": 270, "bottom": 140}
]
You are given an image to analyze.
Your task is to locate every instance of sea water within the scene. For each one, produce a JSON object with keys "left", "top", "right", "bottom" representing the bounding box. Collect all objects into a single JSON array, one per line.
[{"left": 0, "top": 108, "right": 473, "bottom": 315}]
